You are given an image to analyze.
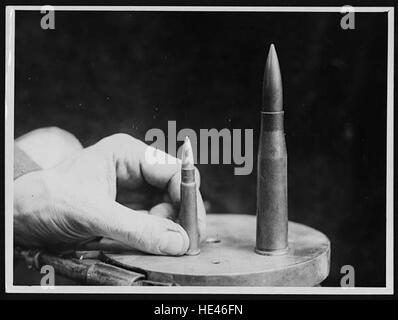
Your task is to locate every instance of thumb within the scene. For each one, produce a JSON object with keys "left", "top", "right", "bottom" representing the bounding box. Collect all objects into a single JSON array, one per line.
[{"left": 96, "top": 200, "right": 189, "bottom": 256}]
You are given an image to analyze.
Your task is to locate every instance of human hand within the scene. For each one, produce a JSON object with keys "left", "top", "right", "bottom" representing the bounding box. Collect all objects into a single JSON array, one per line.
[{"left": 14, "top": 133, "right": 206, "bottom": 256}]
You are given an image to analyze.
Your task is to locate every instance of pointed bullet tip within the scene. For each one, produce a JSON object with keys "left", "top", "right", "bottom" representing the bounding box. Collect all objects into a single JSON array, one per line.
[
  {"left": 267, "top": 44, "right": 278, "bottom": 62},
  {"left": 262, "top": 44, "right": 283, "bottom": 112},
  {"left": 182, "top": 136, "right": 194, "bottom": 168}
]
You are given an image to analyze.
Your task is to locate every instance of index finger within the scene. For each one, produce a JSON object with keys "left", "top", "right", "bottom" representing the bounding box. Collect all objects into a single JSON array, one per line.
[{"left": 98, "top": 134, "right": 206, "bottom": 240}]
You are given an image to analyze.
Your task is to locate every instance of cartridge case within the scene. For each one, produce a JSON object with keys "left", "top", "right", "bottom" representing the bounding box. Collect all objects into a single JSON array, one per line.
[
  {"left": 180, "top": 168, "right": 200, "bottom": 255},
  {"left": 256, "top": 111, "right": 288, "bottom": 255}
]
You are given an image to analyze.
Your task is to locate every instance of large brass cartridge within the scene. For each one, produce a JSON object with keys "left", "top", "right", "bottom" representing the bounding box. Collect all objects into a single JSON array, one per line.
[{"left": 255, "top": 44, "right": 288, "bottom": 255}]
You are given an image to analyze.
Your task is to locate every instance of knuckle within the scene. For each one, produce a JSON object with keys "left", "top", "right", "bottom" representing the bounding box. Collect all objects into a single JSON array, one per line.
[
  {"left": 108, "top": 133, "right": 134, "bottom": 145},
  {"left": 96, "top": 133, "right": 138, "bottom": 153}
]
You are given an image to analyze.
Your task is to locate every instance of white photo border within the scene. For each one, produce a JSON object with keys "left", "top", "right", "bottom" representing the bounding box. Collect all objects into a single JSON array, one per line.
[{"left": 5, "top": 5, "right": 394, "bottom": 295}]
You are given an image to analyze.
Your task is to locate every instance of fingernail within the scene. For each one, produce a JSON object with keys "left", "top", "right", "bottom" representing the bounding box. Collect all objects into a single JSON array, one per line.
[{"left": 159, "top": 231, "right": 187, "bottom": 255}]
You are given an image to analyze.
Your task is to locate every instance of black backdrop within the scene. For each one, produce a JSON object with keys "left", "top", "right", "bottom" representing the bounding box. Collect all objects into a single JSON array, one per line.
[{"left": 15, "top": 10, "right": 387, "bottom": 287}]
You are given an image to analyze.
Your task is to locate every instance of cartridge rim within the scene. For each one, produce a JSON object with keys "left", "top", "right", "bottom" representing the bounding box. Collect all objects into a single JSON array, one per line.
[{"left": 254, "top": 246, "right": 289, "bottom": 256}]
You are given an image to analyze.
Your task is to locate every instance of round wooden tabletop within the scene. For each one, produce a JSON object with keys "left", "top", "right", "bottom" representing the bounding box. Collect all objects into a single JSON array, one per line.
[{"left": 104, "top": 214, "right": 330, "bottom": 286}]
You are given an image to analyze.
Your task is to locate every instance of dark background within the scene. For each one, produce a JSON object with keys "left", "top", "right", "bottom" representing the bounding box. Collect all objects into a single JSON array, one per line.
[{"left": 14, "top": 10, "right": 387, "bottom": 287}]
